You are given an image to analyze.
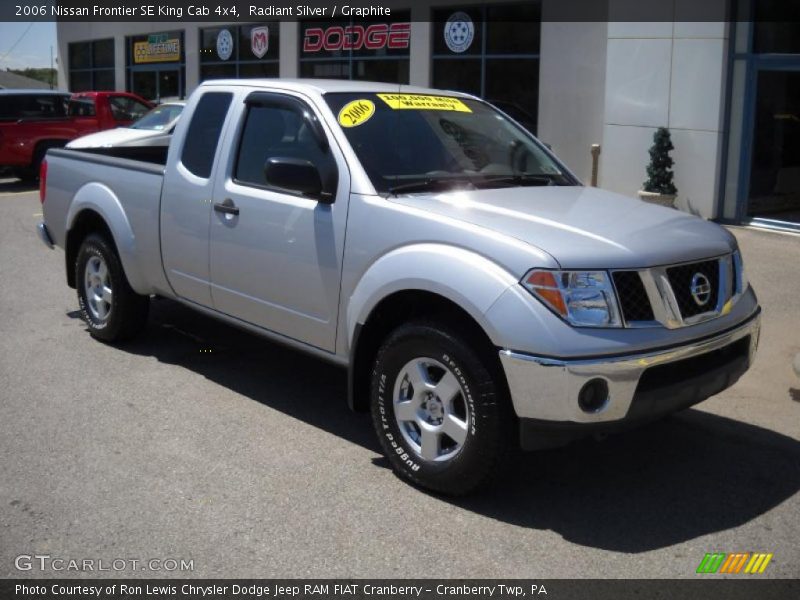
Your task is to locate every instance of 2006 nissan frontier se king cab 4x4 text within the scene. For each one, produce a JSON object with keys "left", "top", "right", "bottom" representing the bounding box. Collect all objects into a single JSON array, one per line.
[{"left": 37, "top": 80, "right": 761, "bottom": 495}]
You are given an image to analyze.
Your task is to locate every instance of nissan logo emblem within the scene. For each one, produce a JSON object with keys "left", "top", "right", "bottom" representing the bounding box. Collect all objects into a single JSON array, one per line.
[{"left": 690, "top": 273, "right": 712, "bottom": 306}]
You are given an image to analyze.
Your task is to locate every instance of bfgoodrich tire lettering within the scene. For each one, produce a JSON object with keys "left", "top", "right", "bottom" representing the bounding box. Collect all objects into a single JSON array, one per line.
[
  {"left": 75, "top": 233, "right": 149, "bottom": 342},
  {"left": 370, "top": 320, "right": 512, "bottom": 495}
]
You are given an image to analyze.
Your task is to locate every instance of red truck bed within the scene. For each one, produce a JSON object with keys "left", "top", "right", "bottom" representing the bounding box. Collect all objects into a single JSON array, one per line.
[{"left": 0, "top": 90, "right": 153, "bottom": 180}]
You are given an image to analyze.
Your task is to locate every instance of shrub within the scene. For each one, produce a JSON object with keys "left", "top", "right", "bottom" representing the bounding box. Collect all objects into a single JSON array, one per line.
[{"left": 643, "top": 127, "right": 677, "bottom": 195}]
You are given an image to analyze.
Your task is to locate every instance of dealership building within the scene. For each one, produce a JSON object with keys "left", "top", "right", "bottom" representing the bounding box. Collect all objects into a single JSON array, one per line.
[{"left": 56, "top": 0, "right": 799, "bottom": 230}]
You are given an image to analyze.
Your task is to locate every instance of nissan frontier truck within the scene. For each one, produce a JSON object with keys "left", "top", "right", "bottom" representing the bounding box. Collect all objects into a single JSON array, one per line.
[{"left": 37, "top": 80, "right": 761, "bottom": 494}]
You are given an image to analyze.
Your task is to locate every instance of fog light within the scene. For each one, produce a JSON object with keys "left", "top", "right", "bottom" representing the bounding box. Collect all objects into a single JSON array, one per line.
[{"left": 578, "top": 378, "right": 609, "bottom": 413}]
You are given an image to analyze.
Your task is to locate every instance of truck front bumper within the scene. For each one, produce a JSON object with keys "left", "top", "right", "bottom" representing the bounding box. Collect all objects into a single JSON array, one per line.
[{"left": 499, "top": 308, "right": 761, "bottom": 450}]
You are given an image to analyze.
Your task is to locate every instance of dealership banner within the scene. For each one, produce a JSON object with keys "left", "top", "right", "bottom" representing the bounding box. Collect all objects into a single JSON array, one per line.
[
  {"left": 2, "top": 0, "right": 749, "bottom": 22},
  {"left": 133, "top": 33, "right": 181, "bottom": 63},
  {"left": 2, "top": 579, "right": 798, "bottom": 600}
]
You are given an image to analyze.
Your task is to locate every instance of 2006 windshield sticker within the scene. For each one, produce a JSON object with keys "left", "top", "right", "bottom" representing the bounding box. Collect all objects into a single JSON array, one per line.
[
  {"left": 338, "top": 99, "right": 375, "bottom": 128},
  {"left": 377, "top": 93, "right": 472, "bottom": 113}
]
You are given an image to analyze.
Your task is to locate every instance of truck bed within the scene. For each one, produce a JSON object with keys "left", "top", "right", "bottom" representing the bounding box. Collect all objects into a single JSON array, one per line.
[
  {"left": 42, "top": 148, "right": 168, "bottom": 296},
  {"left": 73, "top": 145, "right": 168, "bottom": 166}
]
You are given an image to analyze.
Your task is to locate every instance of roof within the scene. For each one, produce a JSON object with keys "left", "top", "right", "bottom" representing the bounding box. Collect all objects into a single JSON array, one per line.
[
  {"left": 0, "top": 70, "right": 54, "bottom": 90},
  {"left": 0, "top": 88, "right": 68, "bottom": 96},
  {"left": 199, "top": 78, "right": 476, "bottom": 99}
]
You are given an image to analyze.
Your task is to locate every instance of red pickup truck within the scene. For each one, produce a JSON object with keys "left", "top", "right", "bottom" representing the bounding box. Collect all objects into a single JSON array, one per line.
[{"left": 0, "top": 90, "right": 153, "bottom": 181}]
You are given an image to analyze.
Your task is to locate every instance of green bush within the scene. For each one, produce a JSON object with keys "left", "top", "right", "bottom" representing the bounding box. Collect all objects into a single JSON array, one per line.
[{"left": 643, "top": 127, "right": 677, "bottom": 195}]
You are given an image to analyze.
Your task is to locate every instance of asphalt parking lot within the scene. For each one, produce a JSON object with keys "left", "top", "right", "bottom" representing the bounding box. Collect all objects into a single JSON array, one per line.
[{"left": 1, "top": 179, "right": 798, "bottom": 579}]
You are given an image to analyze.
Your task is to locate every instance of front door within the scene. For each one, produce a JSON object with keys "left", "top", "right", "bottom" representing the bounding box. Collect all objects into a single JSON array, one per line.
[{"left": 208, "top": 92, "right": 350, "bottom": 352}]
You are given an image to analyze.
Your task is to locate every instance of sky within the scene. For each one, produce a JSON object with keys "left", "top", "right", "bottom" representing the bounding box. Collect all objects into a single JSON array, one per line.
[{"left": 0, "top": 21, "right": 58, "bottom": 70}]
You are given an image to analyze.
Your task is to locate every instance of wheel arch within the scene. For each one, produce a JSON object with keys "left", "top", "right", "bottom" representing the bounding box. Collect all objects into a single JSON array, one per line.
[
  {"left": 345, "top": 244, "right": 519, "bottom": 412},
  {"left": 351, "top": 289, "right": 514, "bottom": 412},
  {"left": 64, "top": 185, "right": 144, "bottom": 292}
]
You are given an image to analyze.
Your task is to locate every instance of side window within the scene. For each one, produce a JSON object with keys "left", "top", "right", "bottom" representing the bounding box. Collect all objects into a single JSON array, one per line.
[
  {"left": 109, "top": 96, "right": 151, "bottom": 121},
  {"left": 180, "top": 92, "right": 233, "bottom": 178},
  {"left": 2, "top": 94, "right": 69, "bottom": 119},
  {"left": 234, "top": 101, "right": 337, "bottom": 194},
  {"left": 33, "top": 95, "right": 67, "bottom": 118},
  {"left": 68, "top": 98, "right": 96, "bottom": 117}
]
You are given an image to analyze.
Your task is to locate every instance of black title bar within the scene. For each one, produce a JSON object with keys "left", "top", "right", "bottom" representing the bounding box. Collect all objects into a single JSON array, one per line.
[
  {"left": 3, "top": 0, "right": 791, "bottom": 23},
  {"left": 2, "top": 579, "right": 799, "bottom": 600}
]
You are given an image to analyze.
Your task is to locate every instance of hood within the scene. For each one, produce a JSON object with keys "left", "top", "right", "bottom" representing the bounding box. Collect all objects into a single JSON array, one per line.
[
  {"left": 67, "top": 127, "right": 161, "bottom": 148},
  {"left": 390, "top": 186, "right": 736, "bottom": 269}
]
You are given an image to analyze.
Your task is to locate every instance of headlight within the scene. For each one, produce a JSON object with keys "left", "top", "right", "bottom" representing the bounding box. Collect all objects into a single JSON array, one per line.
[
  {"left": 521, "top": 269, "right": 622, "bottom": 327},
  {"left": 733, "top": 249, "right": 748, "bottom": 295}
]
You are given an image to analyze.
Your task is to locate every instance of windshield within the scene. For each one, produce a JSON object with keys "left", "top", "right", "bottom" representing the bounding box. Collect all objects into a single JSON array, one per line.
[
  {"left": 324, "top": 92, "right": 575, "bottom": 194},
  {"left": 130, "top": 104, "right": 184, "bottom": 130}
]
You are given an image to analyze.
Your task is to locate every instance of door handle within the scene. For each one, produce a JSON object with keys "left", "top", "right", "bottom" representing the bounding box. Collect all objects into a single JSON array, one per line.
[{"left": 213, "top": 199, "right": 239, "bottom": 216}]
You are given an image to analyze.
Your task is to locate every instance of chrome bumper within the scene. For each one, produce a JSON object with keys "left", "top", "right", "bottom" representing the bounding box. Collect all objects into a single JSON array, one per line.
[
  {"left": 37, "top": 222, "right": 54, "bottom": 249},
  {"left": 499, "top": 309, "right": 761, "bottom": 423}
]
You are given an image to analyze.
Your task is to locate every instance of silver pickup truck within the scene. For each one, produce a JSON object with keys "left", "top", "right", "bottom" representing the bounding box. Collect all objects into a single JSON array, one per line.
[{"left": 38, "top": 80, "right": 761, "bottom": 495}]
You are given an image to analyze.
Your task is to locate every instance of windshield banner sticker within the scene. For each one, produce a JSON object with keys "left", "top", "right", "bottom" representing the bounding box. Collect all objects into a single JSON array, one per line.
[
  {"left": 338, "top": 99, "right": 376, "bottom": 128},
  {"left": 376, "top": 94, "right": 472, "bottom": 113}
]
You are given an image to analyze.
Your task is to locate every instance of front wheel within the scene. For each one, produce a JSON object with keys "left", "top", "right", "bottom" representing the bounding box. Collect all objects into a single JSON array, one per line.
[
  {"left": 75, "top": 233, "right": 149, "bottom": 342},
  {"left": 370, "top": 320, "right": 513, "bottom": 495}
]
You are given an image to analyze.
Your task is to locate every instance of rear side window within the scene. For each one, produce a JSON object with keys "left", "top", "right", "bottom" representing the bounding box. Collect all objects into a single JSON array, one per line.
[
  {"left": 0, "top": 94, "right": 68, "bottom": 120},
  {"left": 68, "top": 98, "right": 96, "bottom": 117},
  {"left": 181, "top": 92, "right": 232, "bottom": 178}
]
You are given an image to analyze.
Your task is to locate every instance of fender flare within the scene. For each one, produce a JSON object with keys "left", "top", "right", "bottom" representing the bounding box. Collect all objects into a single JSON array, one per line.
[
  {"left": 66, "top": 182, "right": 148, "bottom": 293},
  {"left": 347, "top": 243, "right": 519, "bottom": 350}
]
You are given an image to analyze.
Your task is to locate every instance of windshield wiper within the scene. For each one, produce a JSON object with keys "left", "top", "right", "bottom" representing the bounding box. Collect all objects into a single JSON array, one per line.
[
  {"left": 387, "top": 177, "right": 477, "bottom": 196},
  {"left": 475, "top": 173, "right": 566, "bottom": 188}
]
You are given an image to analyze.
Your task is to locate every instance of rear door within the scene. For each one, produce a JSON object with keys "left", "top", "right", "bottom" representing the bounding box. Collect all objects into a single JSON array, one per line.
[
  {"left": 68, "top": 96, "right": 102, "bottom": 136},
  {"left": 160, "top": 90, "right": 236, "bottom": 306},
  {"left": 208, "top": 91, "right": 350, "bottom": 352}
]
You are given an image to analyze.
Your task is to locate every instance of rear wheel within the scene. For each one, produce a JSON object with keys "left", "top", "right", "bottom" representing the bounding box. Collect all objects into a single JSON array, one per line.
[
  {"left": 19, "top": 143, "right": 57, "bottom": 183},
  {"left": 75, "top": 233, "right": 149, "bottom": 342},
  {"left": 370, "top": 320, "right": 513, "bottom": 495}
]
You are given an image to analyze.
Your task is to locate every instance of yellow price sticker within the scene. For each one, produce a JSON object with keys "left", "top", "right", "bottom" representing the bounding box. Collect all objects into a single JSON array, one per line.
[
  {"left": 376, "top": 93, "right": 472, "bottom": 113},
  {"left": 338, "top": 99, "right": 376, "bottom": 128}
]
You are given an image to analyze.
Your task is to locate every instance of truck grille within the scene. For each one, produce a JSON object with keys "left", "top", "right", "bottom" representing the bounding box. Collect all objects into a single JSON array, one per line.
[
  {"left": 666, "top": 259, "right": 720, "bottom": 319},
  {"left": 612, "top": 271, "right": 654, "bottom": 322},
  {"left": 610, "top": 255, "right": 735, "bottom": 327}
]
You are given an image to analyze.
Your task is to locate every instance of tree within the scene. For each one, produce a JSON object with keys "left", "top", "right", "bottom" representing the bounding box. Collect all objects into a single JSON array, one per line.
[{"left": 643, "top": 127, "right": 677, "bottom": 195}]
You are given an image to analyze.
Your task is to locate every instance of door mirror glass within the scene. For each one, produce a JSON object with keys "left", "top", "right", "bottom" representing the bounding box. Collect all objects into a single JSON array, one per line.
[{"left": 265, "top": 157, "right": 331, "bottom": 202}]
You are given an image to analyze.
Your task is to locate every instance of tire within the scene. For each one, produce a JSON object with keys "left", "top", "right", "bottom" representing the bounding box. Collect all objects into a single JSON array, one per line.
[
  {"left": 16, "top": 167, "right": 38, "bottom": 183},
  {"left": 370, "top": 320, "right": 513, "bottom": 495},
  {"left": 19, "top": 144, "right": 51, "bottom": 183},
  {"left": 75, "top": 233, "right": 149, "bottom": 342}
]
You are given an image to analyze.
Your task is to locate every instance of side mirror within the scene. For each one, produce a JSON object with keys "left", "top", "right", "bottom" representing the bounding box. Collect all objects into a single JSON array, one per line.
[{"left": 264, "top": 157, "right": 333, "bottom": 203}]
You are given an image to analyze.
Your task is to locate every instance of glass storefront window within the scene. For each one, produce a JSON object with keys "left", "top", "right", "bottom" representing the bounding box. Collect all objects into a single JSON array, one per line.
[
  {"left": 485, "top": 3, "right": 541, "bottom": 54},
  {"left": 432, "top": 4, "right": 541, "bottom": 133},
  {"left": 299, "top": 12, "right": 411, "bottom": 83},
  {"left": 723, "top": 10, "right": 800, "bottom": 228},
  {"left": 431, "top": 59, "right": 481, "bottom": 96},
  {"left": 68, "top": 39, "right": 115, "bottom": 92},
  {"left": 69, "top": 43, "right": 91, "bottom": 70},
  {"left": 753, "top": 0, "right": 800, "bottom": 54},
  {"left": 68, "top": 71, "right": 91, "bottom": 93},
  {"left": 126, "top": 31, "right": 185, "bottom": 101},
  {"left": 91, "top": 39, "right": 115, "bottom": 68},
  {"left": 199, "top": 23, "right": 279, "bottom": 82}
]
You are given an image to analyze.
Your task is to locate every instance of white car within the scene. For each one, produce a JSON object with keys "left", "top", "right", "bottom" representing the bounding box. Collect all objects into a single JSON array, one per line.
[{"left": 67, "top": 102, "right": 185, "bottom": 149}]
